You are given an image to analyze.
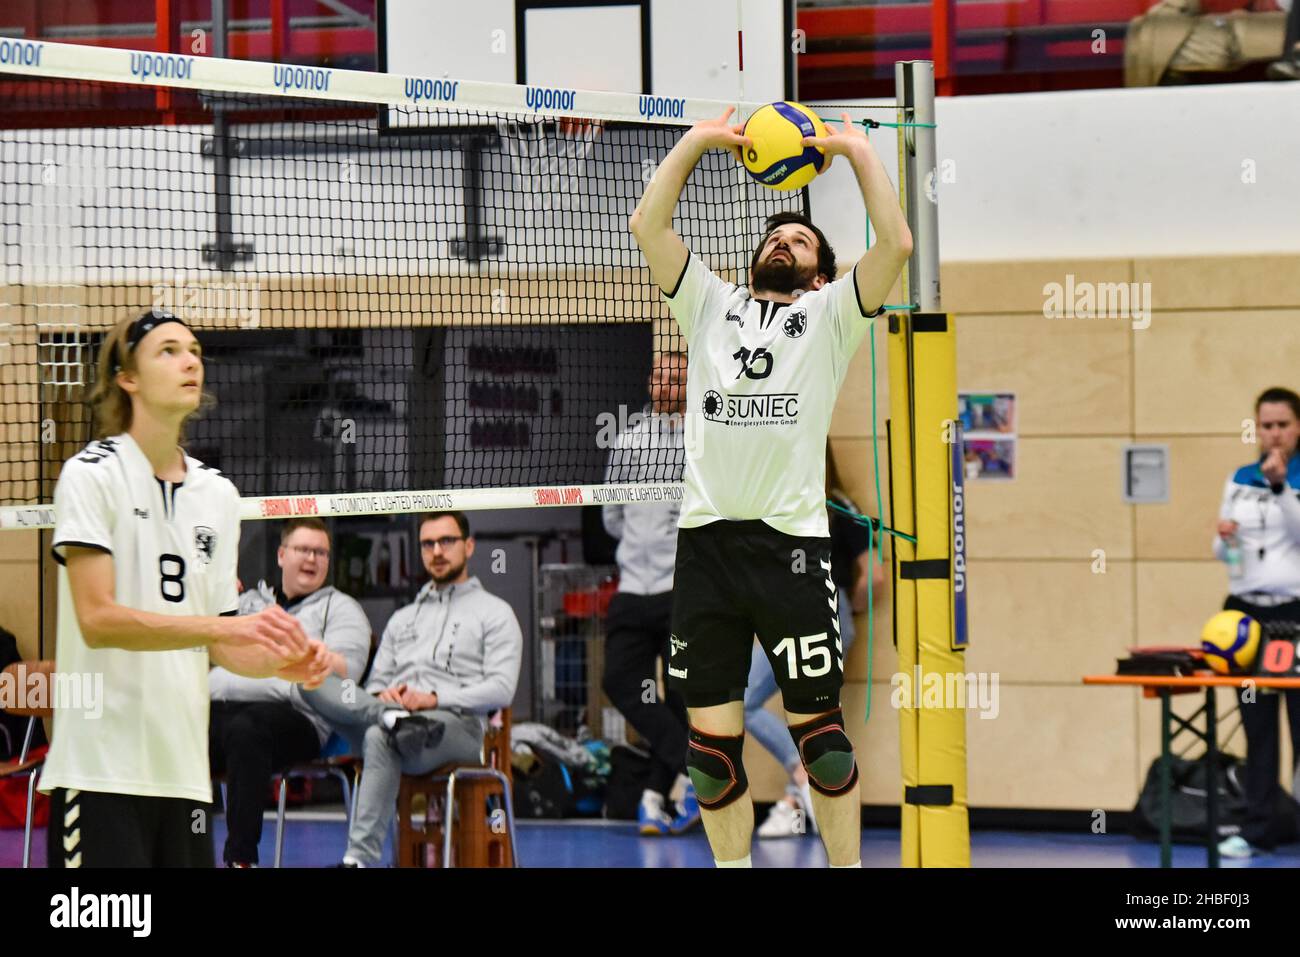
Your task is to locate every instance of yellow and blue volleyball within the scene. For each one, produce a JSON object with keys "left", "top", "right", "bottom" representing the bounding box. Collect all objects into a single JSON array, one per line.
[
  {"left": 740, "top": 102, "right": 829, "bottom": 191},
  {"left": 1200, "top": 610, "right": 1261, "bottom": 675}
]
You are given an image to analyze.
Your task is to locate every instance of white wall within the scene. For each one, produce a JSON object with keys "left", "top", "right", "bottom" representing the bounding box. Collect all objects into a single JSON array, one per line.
[
  {"left": 809, "top": 81, "right": 1300, "bottom": 264},
  {"left": 2, "top": 122, "right": 796, "bottom": 281},
  {"left": 8, "top": 80, "right": 1299, "bottom": 288},
  {"left": 383, "top": 0, "right": 786, "bottom": 102}
]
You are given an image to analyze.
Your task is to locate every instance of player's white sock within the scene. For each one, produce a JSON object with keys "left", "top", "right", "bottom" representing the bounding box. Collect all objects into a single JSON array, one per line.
[
  {"left": 715, "top": 854, "right": 752, "bottom": 868},
  {"left": 380, "top": 710, "right": 410, "bottom": 730},
  {"left": 830, "top": 860, "right": 862, "bottom": 868}
]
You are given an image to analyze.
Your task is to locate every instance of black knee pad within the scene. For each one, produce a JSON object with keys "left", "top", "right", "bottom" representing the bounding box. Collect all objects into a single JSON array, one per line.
[
  {"left": 686, "top": 726, "right": 748, "bottom": 810},
  {"left": 789, "top": 709, "right": 858, "bottom": 796}
]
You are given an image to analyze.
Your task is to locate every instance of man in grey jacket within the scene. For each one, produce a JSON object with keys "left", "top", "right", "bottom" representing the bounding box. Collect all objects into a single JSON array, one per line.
[
  {"left": 302, "top": 511, "right": 523, "bottom": 867},
  {"left": 209, "top": 517, "right": 372, "bottom": 867},
  {"left": 601, "top": 350, "right": 698, "bottom": 835}
]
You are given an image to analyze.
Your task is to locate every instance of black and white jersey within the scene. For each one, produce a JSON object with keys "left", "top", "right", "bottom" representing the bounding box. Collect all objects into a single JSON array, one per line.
[
  {"left": 40, "top": 433, "right": 240, "bottom": 802},
  {"left": 663, "top": 252, "right": 879, "bottom": 538}
]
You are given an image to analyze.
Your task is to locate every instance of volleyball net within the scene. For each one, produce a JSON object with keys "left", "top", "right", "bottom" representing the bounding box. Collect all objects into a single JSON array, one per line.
[{"left": 0, "top": 38, "right": 804, "bottom": 528}]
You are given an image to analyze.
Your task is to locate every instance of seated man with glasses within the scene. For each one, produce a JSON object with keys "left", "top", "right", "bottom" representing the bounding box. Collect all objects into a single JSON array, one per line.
[
  {"left": 299, "top": 511, "right": 523, "bottom": 867},
  {"left": 209, "top": 517, "right": 372, "bottom": 867}
]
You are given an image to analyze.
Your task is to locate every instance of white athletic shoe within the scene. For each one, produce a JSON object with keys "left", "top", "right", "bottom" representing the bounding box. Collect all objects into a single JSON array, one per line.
[
  {"left": 757, "top": 798, "right": 803, "bottom": 838},
  {"left": 798, "top": 781, "right": 820, "bottom": 835},
  {"left": 637, "top": 793, "right": 673, "bottom": 836},
  {"left": 1217, "top": 835, "right": 1258, "bottom": 859}
]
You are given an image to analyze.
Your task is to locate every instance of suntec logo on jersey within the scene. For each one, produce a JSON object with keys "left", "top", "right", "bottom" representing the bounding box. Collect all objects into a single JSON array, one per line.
[{"left": 701, "top": 390, "right": 799, "bottom": 428}]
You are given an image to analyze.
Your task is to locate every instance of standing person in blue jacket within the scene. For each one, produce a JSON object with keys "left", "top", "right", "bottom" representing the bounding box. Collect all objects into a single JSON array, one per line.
[
  {"left": 302, "top": 511, "right": 523, "bottom": 867},
  {"left": 1213, "top": 387, "right": 1300, "bottom": 858}
]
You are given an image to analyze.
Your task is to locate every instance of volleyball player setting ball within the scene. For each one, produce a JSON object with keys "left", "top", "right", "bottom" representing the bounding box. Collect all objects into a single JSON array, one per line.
[
  {"left": 630, "top": 106, "right": 911, "bottom": 867},
  {"left": 39, "top": 309, "right": 334, "bottom": 868}
]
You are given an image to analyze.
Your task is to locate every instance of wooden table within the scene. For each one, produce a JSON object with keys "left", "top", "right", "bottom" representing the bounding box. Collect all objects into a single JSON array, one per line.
[{"left": 1082, "top": 673, "right": 1300, "bottom": 867}]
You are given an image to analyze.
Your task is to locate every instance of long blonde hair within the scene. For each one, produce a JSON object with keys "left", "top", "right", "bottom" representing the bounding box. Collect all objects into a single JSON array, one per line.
[{"left": 88, "top": 312, "right": 212, "bottom": 440}]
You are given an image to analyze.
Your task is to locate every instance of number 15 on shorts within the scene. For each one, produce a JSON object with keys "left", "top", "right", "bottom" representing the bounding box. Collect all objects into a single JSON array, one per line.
[{"left": 772, "top": 633, "right": 842, "bottom": 680}]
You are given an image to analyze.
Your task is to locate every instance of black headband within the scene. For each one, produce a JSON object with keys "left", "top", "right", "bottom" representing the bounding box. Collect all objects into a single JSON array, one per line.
[{"left": 113, "top": 310, "right": 188, "bottom": 374}]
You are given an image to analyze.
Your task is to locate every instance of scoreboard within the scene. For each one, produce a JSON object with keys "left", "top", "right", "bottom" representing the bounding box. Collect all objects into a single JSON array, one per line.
[{"left": 1256, "top": 621, "right": 1300, "bottom": 677}]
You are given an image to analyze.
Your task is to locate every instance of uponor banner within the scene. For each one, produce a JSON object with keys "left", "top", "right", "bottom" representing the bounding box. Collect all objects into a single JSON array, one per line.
[{"left": 0, "top": 36, "right": 758, "bottom": 125}]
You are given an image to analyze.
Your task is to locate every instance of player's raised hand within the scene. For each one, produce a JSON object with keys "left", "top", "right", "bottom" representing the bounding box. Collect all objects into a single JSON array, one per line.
[
  {"left": 1261, "top": 447, "right": 1289, "bottom": 486},
  {"left": 277, "top": 639, "right": 333, "bottom": 689},
  {"left": 801, "top": 112, "right": 870, "bottom": 161},
  {"left": 687, "top": 106, "right": 752, "bottom": 153}
]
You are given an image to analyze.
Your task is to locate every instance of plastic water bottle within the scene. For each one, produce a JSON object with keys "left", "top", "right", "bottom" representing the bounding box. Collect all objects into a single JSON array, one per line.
[{"left": 1225, "top": 533, "right": 1244, "bottom": 580}]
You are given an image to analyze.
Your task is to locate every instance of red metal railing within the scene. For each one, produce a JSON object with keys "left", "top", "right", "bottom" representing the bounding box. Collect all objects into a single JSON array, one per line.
[
  {"left": 6, "top": 0, "right": 1265, "bottom": 110},
  {"left": 797, "top": 0, "right": 1155, "bottom": 97}
]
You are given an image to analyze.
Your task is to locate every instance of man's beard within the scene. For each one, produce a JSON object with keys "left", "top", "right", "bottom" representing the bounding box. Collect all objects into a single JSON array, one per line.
[
  {"left": 751, "top": 256, "right": 815, "bottom": 295},
  {"left": 431, "top": 557, "right": 467, "bottom": 584}
]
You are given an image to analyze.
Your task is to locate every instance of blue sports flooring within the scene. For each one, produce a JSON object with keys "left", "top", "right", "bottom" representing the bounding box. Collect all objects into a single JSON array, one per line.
[{"left": 4, "top": 811, "right": 1300, "bottom": 868}]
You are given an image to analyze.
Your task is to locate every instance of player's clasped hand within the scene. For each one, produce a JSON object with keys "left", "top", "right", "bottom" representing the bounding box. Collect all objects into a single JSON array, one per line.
[
  {"left": 276, "top": 638, "right": 333, "bottom": 689},
  {"left": 229, "top": 604, "right": 311, "bottom": 661}
]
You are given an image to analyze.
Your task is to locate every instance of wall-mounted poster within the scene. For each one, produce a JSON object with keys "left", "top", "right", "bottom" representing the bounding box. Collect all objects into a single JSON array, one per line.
[
  {"left": 959, "top": 393, "right": 1017, "bottom": 480},
  {"left": 334, "top": 521, "right": 416, "bottom": 598}
]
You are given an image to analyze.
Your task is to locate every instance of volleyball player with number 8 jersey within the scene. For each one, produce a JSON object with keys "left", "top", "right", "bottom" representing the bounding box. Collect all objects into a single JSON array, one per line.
[
  {"left": 40, "top": 309, "right": 333, "bottom": 868},
  {"left": 630, "top": 109, "right": 912, "bottom": 867}
]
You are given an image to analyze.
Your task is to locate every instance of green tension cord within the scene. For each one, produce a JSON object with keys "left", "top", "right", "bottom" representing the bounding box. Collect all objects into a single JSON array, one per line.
[{"left": 813, "top": 112, "right": 930, "bottom": 723}]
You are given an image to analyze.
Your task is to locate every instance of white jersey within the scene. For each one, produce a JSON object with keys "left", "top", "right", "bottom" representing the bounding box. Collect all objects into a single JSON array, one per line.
[
  {"left": 40, "top": 432, "right": 241, "bottom": 802},
  {"left": 663, "top": 252, "right": 879, "bottom": 538}
]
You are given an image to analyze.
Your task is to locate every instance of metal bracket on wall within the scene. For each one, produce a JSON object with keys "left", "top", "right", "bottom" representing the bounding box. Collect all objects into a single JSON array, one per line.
[
  {"left": 201, "top": 0, "right": 255, "bottom": 271},
  {"left": 449, "top": 134, "right": 504, "bottom": 263}
]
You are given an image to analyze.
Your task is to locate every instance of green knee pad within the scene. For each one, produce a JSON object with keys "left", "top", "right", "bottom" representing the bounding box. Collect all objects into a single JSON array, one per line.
[
  {"left": 686, "top": 726, "right": 748, "bottom": 810},
  {"left": 790, "top": 708, "right": 858, "bottom": 796}
]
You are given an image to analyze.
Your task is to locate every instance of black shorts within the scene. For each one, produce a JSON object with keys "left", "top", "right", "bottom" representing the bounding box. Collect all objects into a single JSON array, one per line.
[
  {"left": 670, "top": 520, "right": 843, "bottom": 713},
  {"left": 46, "top": 788, "right": 215, "bottom": 868}
]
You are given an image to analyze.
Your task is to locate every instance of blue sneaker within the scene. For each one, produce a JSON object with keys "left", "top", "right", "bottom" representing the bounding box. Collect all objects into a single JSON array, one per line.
[
  {"left": 637, "top": 795, "right": 672, "bottom": 836},
  {"left": 670, "top": 783, "right": 702, "bottom": 834}
]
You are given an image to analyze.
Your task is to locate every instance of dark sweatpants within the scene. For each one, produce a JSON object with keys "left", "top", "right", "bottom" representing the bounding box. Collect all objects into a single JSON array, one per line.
[
  {"left": 1223, "top": 595, "right": 1300, "bottom": 849},
  {"left": 602, "top": 592, "right": 688, "bottom": 798},
  {"left": 209, "top": 700, "right": 321, "bottom": 865}
]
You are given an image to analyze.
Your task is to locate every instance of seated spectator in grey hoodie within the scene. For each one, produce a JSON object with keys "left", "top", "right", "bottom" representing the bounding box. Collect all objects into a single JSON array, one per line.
[
  {"left": 301, "top": 511, "right": 523, "bottom": 867},
  {"left": 209, "top": 517, "right": 371, "bottom": 867}
]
